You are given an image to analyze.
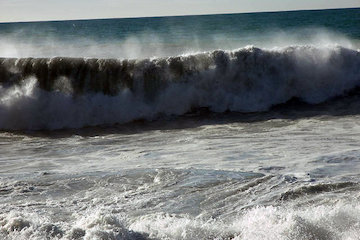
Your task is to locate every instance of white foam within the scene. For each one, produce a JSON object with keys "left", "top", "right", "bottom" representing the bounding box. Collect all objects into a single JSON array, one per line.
[
  {"left": 2, "top": 202, "right": 360, "bottom": 239},
  {"left": 0, "top": 45, "right": 359, "bottom": 130},
  {"left": 129, "top": 203, "right": 360, "bottom": 240}
]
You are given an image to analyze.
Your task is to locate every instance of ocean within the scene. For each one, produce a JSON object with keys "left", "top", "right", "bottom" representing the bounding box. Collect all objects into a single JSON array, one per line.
[{"left": 0, "top": 7, "right": 360, "bottom": 239}]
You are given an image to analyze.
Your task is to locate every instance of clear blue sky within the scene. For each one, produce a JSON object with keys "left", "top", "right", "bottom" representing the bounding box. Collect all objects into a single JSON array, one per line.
[{"left": 0, "top": 0, "right": 359, "bottom": 22}]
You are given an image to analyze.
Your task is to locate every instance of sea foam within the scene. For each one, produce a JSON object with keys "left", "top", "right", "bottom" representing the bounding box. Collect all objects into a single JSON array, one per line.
[
  {"left": 0, "top": 45, "right": 359, "bottom": 130},
  {"left": 2, "top": 203, "right": 360, "bottom": 239}
]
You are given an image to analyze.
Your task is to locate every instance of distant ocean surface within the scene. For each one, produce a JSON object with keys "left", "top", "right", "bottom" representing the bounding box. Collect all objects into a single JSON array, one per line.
[{"left": 1, "top": 8, "right": 360, "bottom": 239}]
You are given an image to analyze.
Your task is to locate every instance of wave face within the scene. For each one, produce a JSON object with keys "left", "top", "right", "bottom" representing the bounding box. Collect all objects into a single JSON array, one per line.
[{"left": 0, "top": 45, "right": 359, "bottom": 130}]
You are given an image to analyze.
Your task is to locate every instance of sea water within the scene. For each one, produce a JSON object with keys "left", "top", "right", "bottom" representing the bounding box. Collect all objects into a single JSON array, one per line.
[{"left": 0, "top": 8, "right": 360, "bottom": 239}]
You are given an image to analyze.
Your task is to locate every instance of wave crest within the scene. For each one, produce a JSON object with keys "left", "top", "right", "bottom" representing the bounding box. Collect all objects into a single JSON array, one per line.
[{"left": 0, "top": 45, "right": 359, "bottom": 130}]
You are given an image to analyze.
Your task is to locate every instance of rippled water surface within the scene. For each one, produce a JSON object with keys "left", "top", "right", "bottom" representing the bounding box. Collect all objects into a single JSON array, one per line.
[{"left": 1, "top": 7, "right": 360, "bottom": 240}]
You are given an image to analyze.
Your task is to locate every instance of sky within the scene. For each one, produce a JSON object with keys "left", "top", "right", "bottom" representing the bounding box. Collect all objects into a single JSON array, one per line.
[{"left": 0, "top": 0, "right": 359, "bottom": 22}]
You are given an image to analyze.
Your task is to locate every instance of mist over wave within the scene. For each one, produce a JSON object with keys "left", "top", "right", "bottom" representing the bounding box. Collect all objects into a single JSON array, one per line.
[
  {"left": 0, "top": 27, "right": 358, "bottom": 59},
  {"left": 0, "top": 45, "right": 359, "bottom": 130}
]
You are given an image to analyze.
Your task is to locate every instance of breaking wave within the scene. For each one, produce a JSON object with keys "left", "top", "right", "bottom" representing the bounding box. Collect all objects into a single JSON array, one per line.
[
  {"left": 2, "top": 203, "right": 360, "bottom": 240},
  {"left": 0, "top": 45, "right": 359, "bottom": 130}
]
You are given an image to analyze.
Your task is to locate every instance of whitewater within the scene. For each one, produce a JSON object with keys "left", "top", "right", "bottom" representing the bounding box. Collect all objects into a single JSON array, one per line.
[
  {"left": 1, "top": 46, "right": 359, "bottom": 130},
  {"left": 1, "top": 8, "right": 360, "bottom": 240}
]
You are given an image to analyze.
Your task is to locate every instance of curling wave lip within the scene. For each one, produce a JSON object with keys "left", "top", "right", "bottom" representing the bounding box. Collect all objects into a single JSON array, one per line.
[{"left": 0, "top": 45, "right": 359, "bottom": 130}]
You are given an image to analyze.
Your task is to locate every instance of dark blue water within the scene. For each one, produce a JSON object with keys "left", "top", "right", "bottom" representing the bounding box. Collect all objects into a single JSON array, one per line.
[
  {"left": 0, "top": 8, "right": 359, "bottom": 58},
  {"left": 1, "top": 8, "right": 359, "bottom": 40}
]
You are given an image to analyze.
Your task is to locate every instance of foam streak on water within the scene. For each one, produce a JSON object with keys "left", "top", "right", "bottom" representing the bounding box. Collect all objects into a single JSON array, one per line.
[
  {"left": 1, "top": 8, "right": 360, "bottom": 240},
  {"left": 1, "top": 110, "right": 360, "bottom": 239}
]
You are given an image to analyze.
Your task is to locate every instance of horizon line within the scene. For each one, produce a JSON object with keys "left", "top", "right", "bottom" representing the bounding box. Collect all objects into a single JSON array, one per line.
[{"left": 0, "top": 6, "right": 358, "bottom": 24}]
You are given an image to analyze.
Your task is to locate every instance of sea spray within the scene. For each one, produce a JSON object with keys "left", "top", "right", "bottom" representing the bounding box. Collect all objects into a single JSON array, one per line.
[{"left": 0, "top": 45, "right": 359, "bottom": 130}]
